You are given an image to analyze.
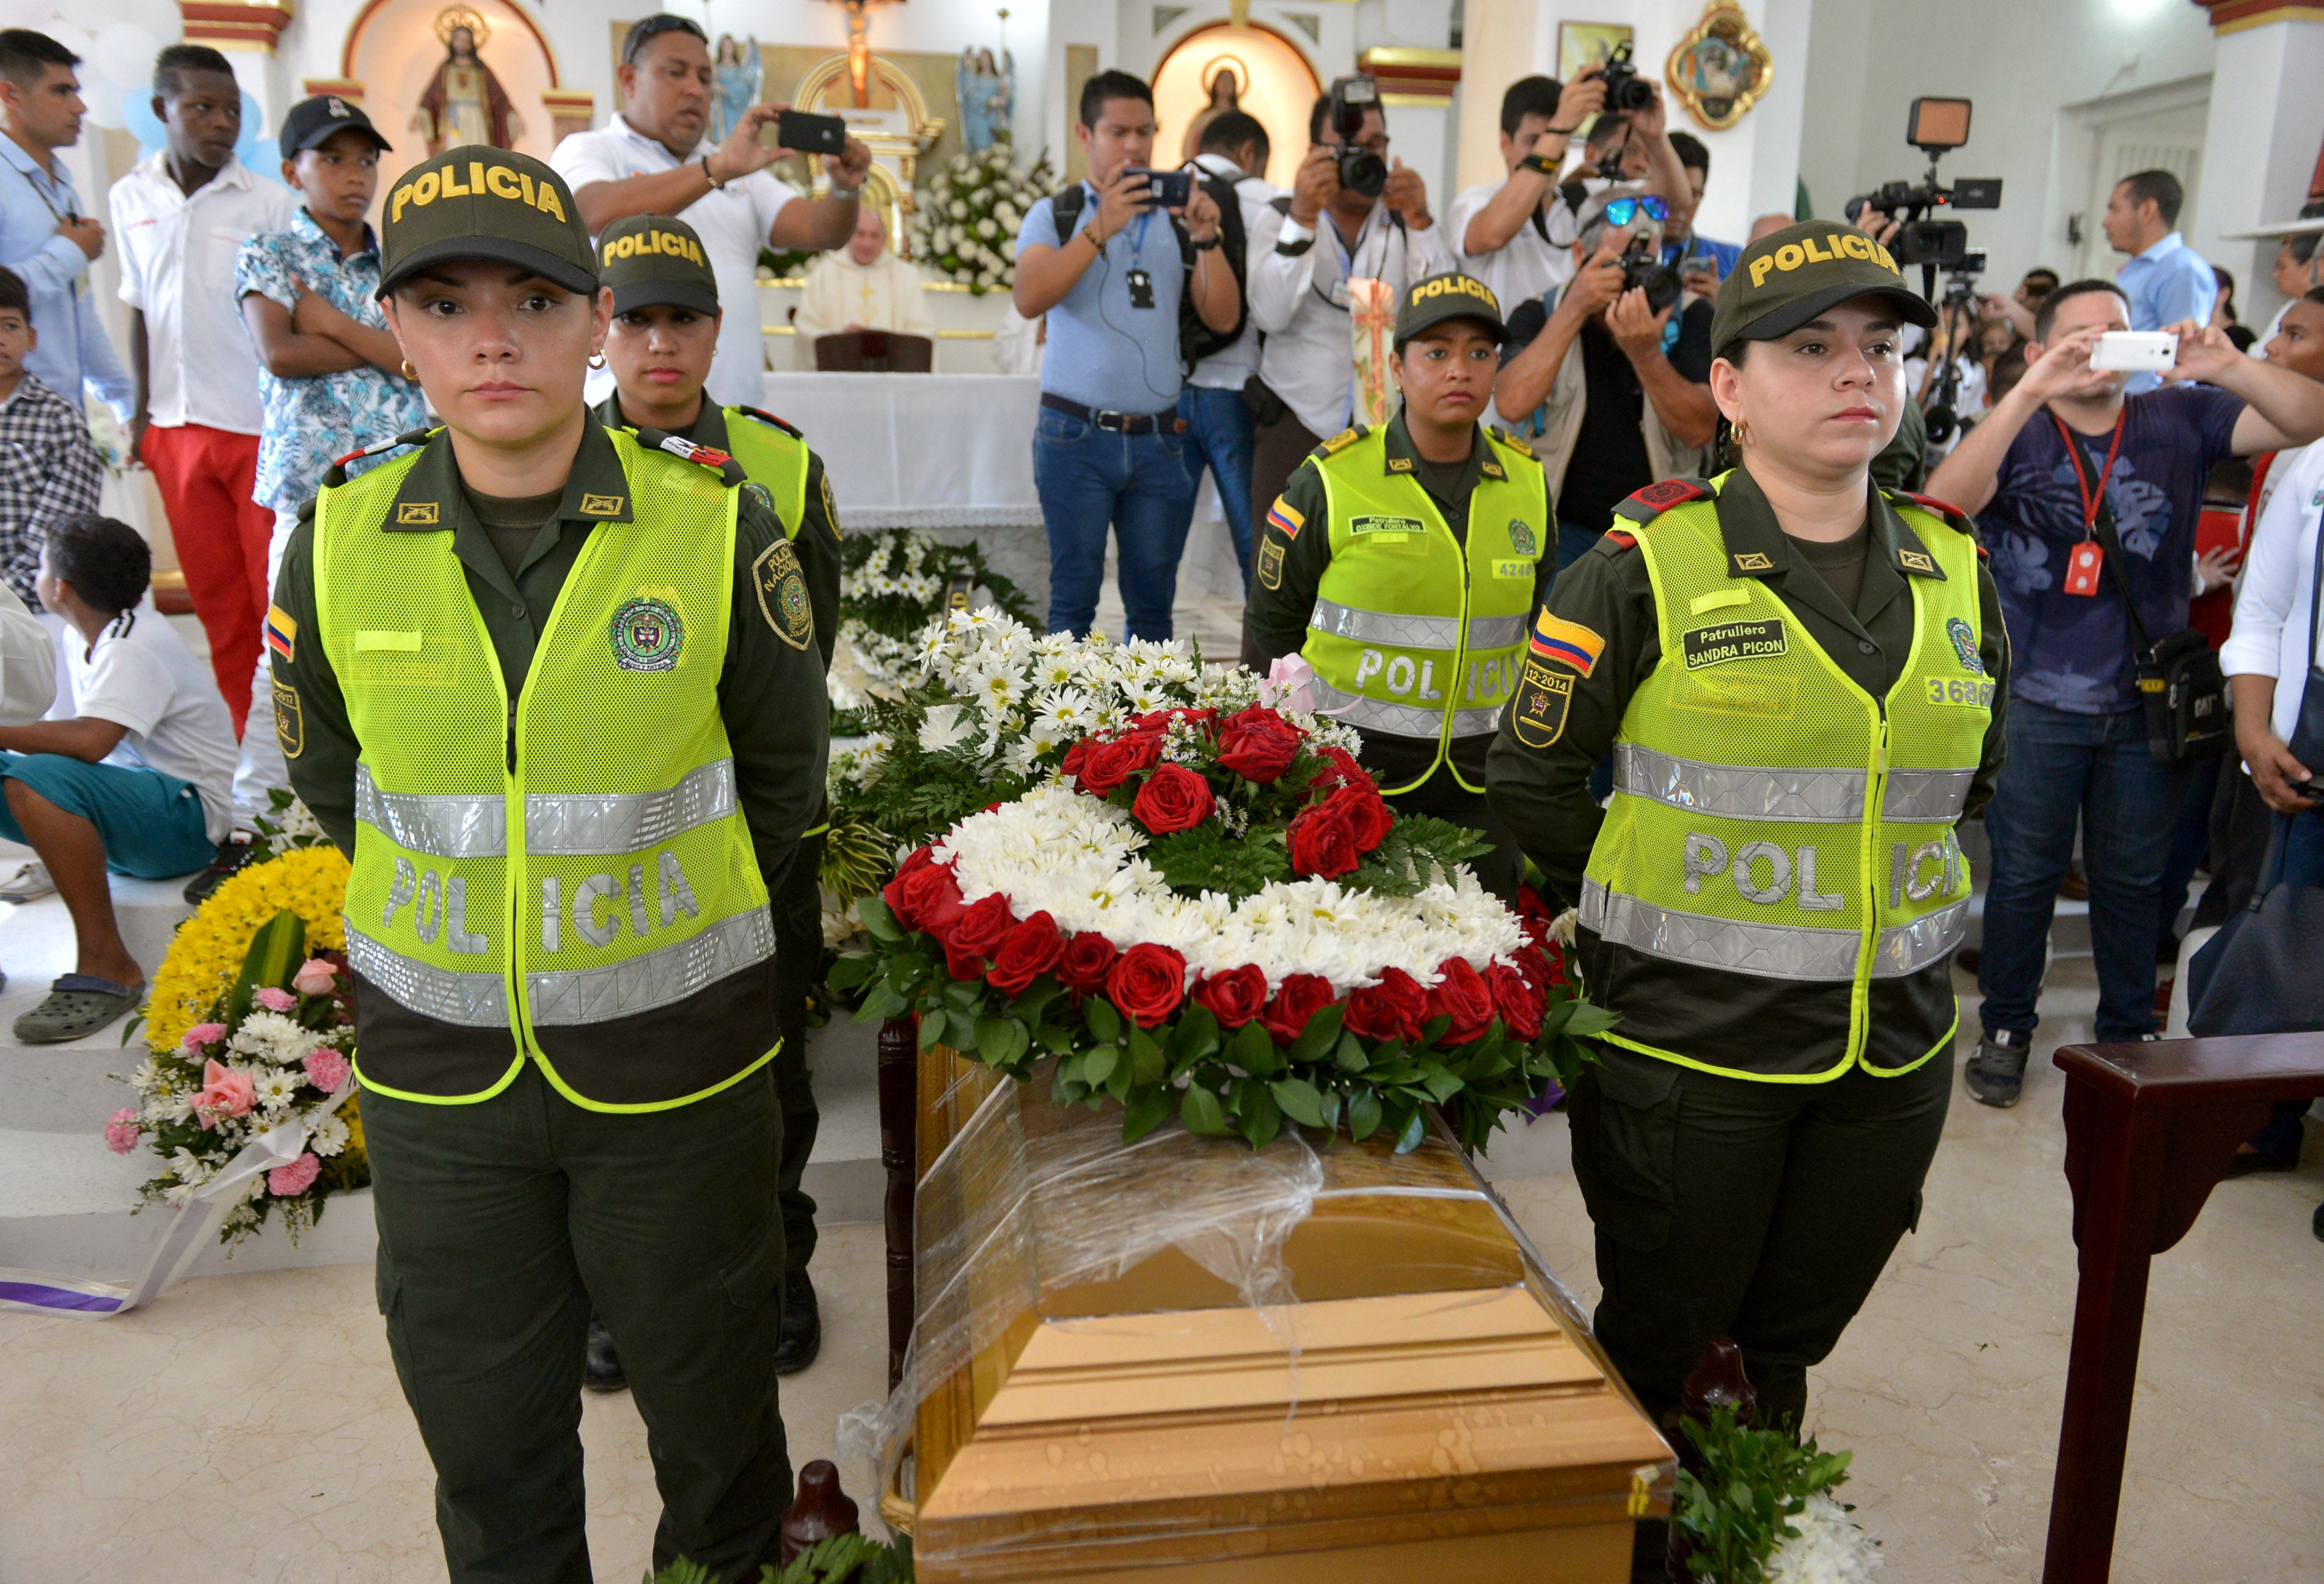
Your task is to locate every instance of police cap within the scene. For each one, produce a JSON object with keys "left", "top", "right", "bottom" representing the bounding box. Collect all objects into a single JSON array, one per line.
[
  {"left": 378, "top": 148, "right": 596, "bottom": 299},
  {"left": 1394, "top": 271, "right": 1508, "bottom": 349},
  {"left": 597, "top": 213, "right": 720, "bottom": 317},
  {"left": 1711, "top": 219, "right": 1937, "bottom": 360}
]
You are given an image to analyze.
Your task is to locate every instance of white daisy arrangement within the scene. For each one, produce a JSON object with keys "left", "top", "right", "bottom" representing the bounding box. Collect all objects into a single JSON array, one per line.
[
  {"left": 1672, "top": 1407, "right": 1882, "bottom": 1584},
  {"left": 907, "top": 145, "right": 1056, "bottom": 293},
  {"left": 827, "top": 530, "right": 1037, "bottom": 730}
]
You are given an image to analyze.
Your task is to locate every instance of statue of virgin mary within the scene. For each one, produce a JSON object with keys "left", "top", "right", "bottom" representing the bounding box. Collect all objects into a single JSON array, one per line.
[{"left": 712, "top": 34, "right": 762, "bottom": 144}]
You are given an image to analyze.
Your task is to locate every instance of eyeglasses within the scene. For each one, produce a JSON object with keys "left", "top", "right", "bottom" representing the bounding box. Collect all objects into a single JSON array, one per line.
[{"left": 1600, "top": 195, "right": 1669, "bottom": 228}]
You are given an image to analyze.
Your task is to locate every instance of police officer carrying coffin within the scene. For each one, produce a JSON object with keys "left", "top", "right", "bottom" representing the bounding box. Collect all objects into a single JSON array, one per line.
[
  {"left": 1242, "top": 271, "right": 1549, "bottom": 902},
  {"left": 586, "top": 211, "right": 841, "bottom": 1385},
  {"left": 269, "top": 148, "right": 827, "bottom": 1580},
  {"left": 1486, "top": 221, "right": 2009, "bottom": 1450}
]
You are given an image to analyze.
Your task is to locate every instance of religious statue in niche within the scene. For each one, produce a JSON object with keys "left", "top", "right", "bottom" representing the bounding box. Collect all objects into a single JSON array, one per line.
[
  {"left": 956, "top": 46, "right": 1014, "bottom": 149},
  {"left": 712, "top": 34, "right": 762, "bottom": 144},
  {"left": 1178, "top": 60, "right": 1243, "bottom": 163},
  {"left": 412, "top": 7, "right": 524, "bottom": 154}
]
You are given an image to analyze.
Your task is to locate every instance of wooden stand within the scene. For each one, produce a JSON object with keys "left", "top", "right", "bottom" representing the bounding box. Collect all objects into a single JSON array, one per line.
[{"left": 2044, "top": 1034, "right": 2324, "bottom": 1584}]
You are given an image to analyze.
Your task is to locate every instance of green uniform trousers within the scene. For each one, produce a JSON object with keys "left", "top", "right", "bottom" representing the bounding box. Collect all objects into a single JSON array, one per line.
[
  {"left": 367, "top": 1061, "right": 791, "bottom": 1584},
  {"left": 771, "top": 826, "right": 824, "bottom": 1274},
  {"left": 1566, "top": 1040, "right": 1953, "bottom": 1434},
  {"left": 1385, "top": 762, "right": 1522, "bottom": 906}
]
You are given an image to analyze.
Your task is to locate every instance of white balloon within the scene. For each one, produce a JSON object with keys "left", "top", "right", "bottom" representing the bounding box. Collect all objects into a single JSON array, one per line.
[
  {"left": 74, "top": 0, "right": 127, "bottom": 31},
  {"left": 90, "top": 20, "right": 155, "bottom": 92},
  {"left": 78, "top": 64, "right": 126, "bottom": 129},
  {"left": 45, "top": 22, "right": 92, "bottom": 59},
  {"left": 120, "top": 0, "right": 178, "bottom": 41}
]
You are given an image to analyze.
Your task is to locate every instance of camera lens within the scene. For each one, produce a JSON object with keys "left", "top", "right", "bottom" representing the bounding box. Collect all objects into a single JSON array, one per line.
[
  {"left": 1610, "top": 77, "right": 1655, "bottom": 112},
  {"left": 1338, "top": 148, "right": 1387, "bottom": 200}
]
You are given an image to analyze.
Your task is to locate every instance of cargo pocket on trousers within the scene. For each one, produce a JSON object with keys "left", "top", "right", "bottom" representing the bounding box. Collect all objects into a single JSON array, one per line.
[
  {"left": 1587, "top": 1053, "right": 1682, "bottom": 1254},
  {"left": 717, "top": 1224, "right": 785, "bottom": 1315}
]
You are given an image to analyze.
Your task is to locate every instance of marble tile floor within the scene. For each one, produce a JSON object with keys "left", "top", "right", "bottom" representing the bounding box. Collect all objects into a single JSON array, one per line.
[{"left": 5, "top": 965, "right": 2321, "bottom": 1579}]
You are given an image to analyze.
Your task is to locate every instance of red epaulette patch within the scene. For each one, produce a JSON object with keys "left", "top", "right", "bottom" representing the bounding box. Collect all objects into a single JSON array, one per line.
[
  {"left": 334, "top": 446, "right": 368, "bottom": 468},
  {"left": 1904, "top": 491, "right": 1968, "bottom": 521},
  {"left": 1612, "top": 478, "right": 1710, "bottom": 528},
  {"left": 1604, "top": 529, "right": 1637, "bottom": 549},
  {"left": 736, "top": 405, "right": 806, "bottom": 440},
  {"left": 656, "top": 434, "right": 733, "bottom": 469}
]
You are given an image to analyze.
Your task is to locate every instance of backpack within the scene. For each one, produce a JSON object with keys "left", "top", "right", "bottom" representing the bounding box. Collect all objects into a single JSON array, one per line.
[{"left": 1051, "top": 167, "right": 1250, "bottom": 374}]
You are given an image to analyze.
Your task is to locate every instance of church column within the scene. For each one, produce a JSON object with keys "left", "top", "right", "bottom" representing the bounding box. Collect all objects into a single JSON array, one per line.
[{"left": 2185, "top": 2, "right": 2324, "bottom": 323}]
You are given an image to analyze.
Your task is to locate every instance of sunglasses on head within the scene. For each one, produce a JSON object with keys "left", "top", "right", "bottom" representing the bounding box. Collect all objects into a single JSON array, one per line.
[{"left": 1601, "top": 195, "right": 1670, "bottom": 228}]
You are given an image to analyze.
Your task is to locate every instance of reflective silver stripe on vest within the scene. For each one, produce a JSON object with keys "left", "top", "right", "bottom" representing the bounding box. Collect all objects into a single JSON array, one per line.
[
  {"left": 1612, "top": 746, "right": 1976, "bottom": 825},
  {"left": 1467, "top": 613, "right": 1530, "bottom": 649},
  {"left": 1881, "top": 768, "right": 1975, "bottom": 823},
  {"left": 1581, "top": 880, "right": 1969, "bottom": 982},
  {"left": 527, "top": 759, "right": 739, "bottom": 856},
  {"left": 527, "top": 906, "right": 774, "bottom": 1024},
  {"left": 1309, "top": 599, "right": 1461, "bottom": 651},
  {"left": 356, "top": 765, "right": 507, "bottom": 859},
  {"left": 1311, "top": 679, "right": 1504, "bottom": 740},
  {"left": 346, "top": 926, "right": 510, "bottom": 1025}
]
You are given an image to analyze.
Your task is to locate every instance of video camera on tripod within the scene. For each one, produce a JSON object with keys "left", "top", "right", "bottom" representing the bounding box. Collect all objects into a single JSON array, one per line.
[{"left": 1847, "top": 98, "right": 2000, "bottom": 282}]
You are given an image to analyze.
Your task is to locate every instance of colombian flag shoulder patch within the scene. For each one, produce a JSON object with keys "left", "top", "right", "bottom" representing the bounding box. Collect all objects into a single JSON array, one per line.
[
  {"left": 264, "top": 605, "right": 296, "bottom": 664},
  {"left": 1266, "top": 497, "right": 1304, "bottom": 541},
  {"left": 1529, "top": 610, "right": 1605, "bottom": 677}
]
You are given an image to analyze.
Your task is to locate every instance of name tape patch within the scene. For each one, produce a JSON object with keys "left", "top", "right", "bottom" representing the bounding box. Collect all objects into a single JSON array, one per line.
[
  {"left": 1682, "top": 618, "right": 1787, "bottom": 670},
  {"left": 1350, "top": 514, "right": 1424, "bottom": 536}
]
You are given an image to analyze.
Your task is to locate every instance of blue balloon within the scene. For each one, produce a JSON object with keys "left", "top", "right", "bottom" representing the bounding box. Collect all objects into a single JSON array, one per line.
[{"left": 123, "top": 87, "right": 287, "bottom": 188}]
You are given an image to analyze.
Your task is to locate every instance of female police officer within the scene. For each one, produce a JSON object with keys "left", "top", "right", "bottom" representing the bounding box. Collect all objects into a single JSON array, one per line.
[
  {"left": 268, "top": 148, "right": 827, "bottom": 1580},
  {"left": 1486, "top": 221, "right": 2008, "bottom": 1439},
  {"left": 589, "top": 211, "right": 841, "bottom": 1381}
]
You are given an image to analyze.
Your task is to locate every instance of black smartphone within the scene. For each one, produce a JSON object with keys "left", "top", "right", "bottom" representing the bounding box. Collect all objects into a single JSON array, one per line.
[
  {"left": 1123, "top": 166, "right": 1194, "bottom": 209},
  {"left": 775, "top": 109, "right": 847, "bottom": 156}
]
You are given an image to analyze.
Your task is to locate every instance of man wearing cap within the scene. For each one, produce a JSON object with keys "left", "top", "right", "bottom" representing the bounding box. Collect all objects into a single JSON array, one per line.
[
  {"left": 1488, "top": 221, "right": 2009, "bottom": 1456},
  {"left": 270, "top": 146, "right": 828, "bottom": 1580},
  {"left": 1242, "top": 271, "right": 1547, "bottom": 902},
  {"left": 590, "top": 210, "right": 840, "bottom": 1382}
]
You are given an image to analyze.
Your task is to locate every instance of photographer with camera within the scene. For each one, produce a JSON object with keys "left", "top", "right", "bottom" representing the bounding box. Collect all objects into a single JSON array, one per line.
[
  {"left": 1923, "top": 282, "right": 2324, "bottom": 1106},
  {"left": 1489, "top": 186, "right": 1717, "bottom": 571},
  {"left": 1445, "top": 73, "right": 1599, "bottom": 310},
  {"left": 1179, "top": 109, "right": 1277, "bottom": 593},
  {"left": 1243, "top": 75, "right": 1453, "bottom": 517},
  {"left": 1662, "top": 132, "right": 1742, "bottom": 292}
]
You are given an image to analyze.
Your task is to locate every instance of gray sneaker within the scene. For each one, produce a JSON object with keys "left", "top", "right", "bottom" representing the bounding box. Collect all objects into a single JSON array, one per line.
[{"left": 1965, "top": 1028, "right": 2030, "bottom": 1108}]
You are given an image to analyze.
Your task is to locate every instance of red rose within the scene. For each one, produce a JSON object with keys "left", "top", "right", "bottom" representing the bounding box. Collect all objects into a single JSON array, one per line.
[
  {"left": 1061, "top": 738, "right": 1095, "bottom": 780},
  {"left": 1131, "top": 764, "right": 1216, "bottom": 834},
  {"left": 1216, "top": 707, "right": 1304, "bottom": 783},
  {"left": 1058, "top": 932, "right": 1119, "bottom": 995},
  {"left": 885, "top": 853, "right": 965, "bottom": 935},
  {"left": 945, "top": 937, "right": 988, "bottom": 982},
  {"left": 986, "top": 911, "right": 1065, "bottom": 996},
  {"left": 1325, "top": 784, "right": 1394, "bottom": 852},
  {"left": 946, "top": 892, "right": 1015, "bottom": 958},
  {"left": 1079, "top": 734, "right": 1161, "bottom": 795},
  {"left": 1487, "top": 963, "right": 1546, "bottom": 1041},
  {"left": 1106, "top": 942, "right": 1188, "bottom": 1027},
  {"left": 1260, "top": 973, "right": 1338, "bottom": 1046},
  {"left": 1288, "top": 801, "right": 1359, "bottom": 879},
  {"left": 1132, "top": 707, "right": 1216, "bottom": 735},
  {"left": 1309, "top": 745, "right": 1375, "bottom": 794},
  {"left": 1514, "top": 943, "right": 1563, "bottom": 991},
  {"left": 1345, "top": 966, "right": 1428, "bottom": 1043},
  {"left": 1427, "top": 958, "right": 1495, "bottom": 1046},
  {"left": 1192, "top": 964, "right": 1269, "bottom": 1027}
]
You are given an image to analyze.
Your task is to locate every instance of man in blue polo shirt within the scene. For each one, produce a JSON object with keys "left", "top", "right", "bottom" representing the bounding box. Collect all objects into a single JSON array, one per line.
[
  {"left": 1013, "top": 69, "right": 1240, "bottom": 640},
  {"left": 2104, "top": 169, "right": 2213, "bottom": 395}
]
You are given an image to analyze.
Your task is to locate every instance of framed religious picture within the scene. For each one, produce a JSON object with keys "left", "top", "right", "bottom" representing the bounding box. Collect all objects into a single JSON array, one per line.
[
  {"left": 1664, "top": 2, "right": 1774, "bottom": 132},
  {"left": 1556, "top": 21, "right": 1632, "bottom": 86}
]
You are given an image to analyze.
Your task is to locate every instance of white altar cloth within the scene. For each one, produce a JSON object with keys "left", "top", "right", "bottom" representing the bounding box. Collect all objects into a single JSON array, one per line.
[{"left": 758, "top": 372, "right": 1042, "bottom": 531}]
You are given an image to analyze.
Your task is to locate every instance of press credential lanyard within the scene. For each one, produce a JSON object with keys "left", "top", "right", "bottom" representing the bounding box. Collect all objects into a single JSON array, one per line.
[{"left": 2053, "top": 409, "right": 2127, "bottom": 597}]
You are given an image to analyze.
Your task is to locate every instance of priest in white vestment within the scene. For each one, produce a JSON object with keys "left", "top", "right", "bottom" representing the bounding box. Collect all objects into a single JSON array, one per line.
[{"left": 796, "top": 207, "right": 935, "bottom": 361}]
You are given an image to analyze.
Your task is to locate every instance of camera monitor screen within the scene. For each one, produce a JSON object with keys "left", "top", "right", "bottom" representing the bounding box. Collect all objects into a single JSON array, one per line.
[{"left": 1907, "top": 98, "right": 1972, "bottom": 150}]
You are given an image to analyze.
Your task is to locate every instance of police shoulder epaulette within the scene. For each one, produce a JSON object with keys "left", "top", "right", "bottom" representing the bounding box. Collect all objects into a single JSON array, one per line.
[
  {"left": 1488, "top": 425, "right": 1536, "bottom": 460},
  {"left": 1312, "top": 425, "right": 1368, "bottom": 459},
  {"left": 733, "top": 404, "right": 806, "bottom": 442},
  {"left": 1592, "top": 527, "right": 1640, "bottom": 560},
  {"left": 1612, "top": 477, "right": 1711, "bottom": 528},
  {"left": 634, "top": 425, "right": 747, "bottom": 488},
  {"left": 1898, "top": 489, "right": 1988, "bottom": 558},
  {"left": 319, "top": 426, "right": 433, "bottom": 489}
]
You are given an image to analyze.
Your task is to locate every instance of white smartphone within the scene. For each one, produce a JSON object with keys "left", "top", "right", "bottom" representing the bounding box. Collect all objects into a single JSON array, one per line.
[{"left": 2089, "top": 330, "right": 2178, "bottom": 373}]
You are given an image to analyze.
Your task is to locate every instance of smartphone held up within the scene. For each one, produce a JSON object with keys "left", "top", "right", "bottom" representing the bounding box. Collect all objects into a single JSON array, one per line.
[{"left": 2088, "top": 330, "right": 2177, "bottom": 374}]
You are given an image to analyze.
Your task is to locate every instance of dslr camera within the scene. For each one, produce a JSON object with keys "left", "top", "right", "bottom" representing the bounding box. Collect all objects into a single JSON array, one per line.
[
  {"left": 1847, "top": 98, "right": 2001, "bottom": 272},
  {"left": 1620, "top": 236, "right": 1683, "bottom": 315},
  {"left": 1595, "top": 42, "right": 1657, "bottom": 114},
  {"left": 1329, "top": 75, "right": 1387, "bottom": 200}
]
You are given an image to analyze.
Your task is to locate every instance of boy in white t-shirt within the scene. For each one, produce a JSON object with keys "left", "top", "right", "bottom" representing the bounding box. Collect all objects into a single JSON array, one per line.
[{"left": 0, "top": 514, "right": 236, "bottom": 1042}]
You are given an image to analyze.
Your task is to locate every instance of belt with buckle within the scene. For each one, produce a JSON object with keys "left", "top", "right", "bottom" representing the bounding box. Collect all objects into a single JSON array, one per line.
[{"left": 1040, "top": 393, "right": 1188, "bottom": 435}]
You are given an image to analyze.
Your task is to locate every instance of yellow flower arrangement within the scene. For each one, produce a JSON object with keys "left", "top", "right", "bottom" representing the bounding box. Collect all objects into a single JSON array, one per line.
[{"left": 145, "top": 845, "right": 351, "bottom": 1056}]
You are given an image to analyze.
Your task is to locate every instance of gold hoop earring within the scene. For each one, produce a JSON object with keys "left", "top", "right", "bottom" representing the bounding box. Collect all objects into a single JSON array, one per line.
[
  {"left": 1731, "top": 418, "right": 1754, "bottom": 450},
  {"left": 399, "top": 358, "right": 417, "bottom": 380},
  {"left": 588, "top": 352, "right": 607, "bottom": 369}
]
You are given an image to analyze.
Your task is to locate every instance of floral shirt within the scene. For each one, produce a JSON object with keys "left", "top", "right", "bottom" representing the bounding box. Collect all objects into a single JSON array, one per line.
[{"left": 235, "top": 208, "right": 427, "bottom": 515}]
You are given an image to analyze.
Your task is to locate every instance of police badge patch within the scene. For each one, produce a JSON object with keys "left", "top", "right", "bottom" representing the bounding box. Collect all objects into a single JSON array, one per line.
[
  {"left": 1507, "top": 519, "right": 1538, "bottom": 557},
  {"left": 1257, "top": 538, "right": 1285, "bottom": 590},
  {"left": 1946, "top": 616, "right": 1982, "bottom": 674},
  {"left": 755, "top": 541, "right": 814, "bottom": 651},
  {"left": 611, "top": 597, "right": 685, "bottom": 672},
  {"left": 1513, "top": 661, "right": 1573, "bottom": 748},
  {"left": 272, "top": 678, "right": 304, "bottom": 759}
]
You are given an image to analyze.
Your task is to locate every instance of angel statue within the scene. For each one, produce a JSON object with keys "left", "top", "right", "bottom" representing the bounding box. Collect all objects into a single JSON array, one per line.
[
  {"left": 411, "top": 10, "right": 522, "bottom": 155},
  {"left": 957, "top": 46, "right": 1014, "bottom": 150},
  {"left": 712, "top": 34, "right": 762, "bottom": 144}
]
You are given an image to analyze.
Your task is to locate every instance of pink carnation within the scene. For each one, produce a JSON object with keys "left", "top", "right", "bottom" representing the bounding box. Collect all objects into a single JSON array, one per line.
[
  {"left": 192, "top": 1059, "right": 255, "bottom": 1126},
  {"left": 291, "top": 958, "right": 338, "bottom": 997},
  {"left": 266, "top": 1152, "right": 321, "bottom": 1197},
  {"left": 254, "top": 986, "right": 298, "bottom": 1013},
  {"left": 103, "top": 1108, "right": 140, "bottom": 1155},
  {"left": 302, "top": 1048, "right": 350, "bottom": 1092},
  {"left": 180, "top": 1022, "right": 227, "bottom": 1051}
]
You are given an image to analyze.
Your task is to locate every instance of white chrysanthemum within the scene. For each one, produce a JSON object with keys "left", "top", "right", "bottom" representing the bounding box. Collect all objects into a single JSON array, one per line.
[
  {"left": 128, "top": 1056, "right": 162, "bottom": 1093},
  {"left": 1767, "top": 1494, "right": 1882, "bottom": 1583},
  {"left": 305, "top": 1108, "right": 350, "bottom": 1157},
  {"left": 254, "top": 1068, "right": 302, "bottom": 1111},
  {"left": 919, "top": 703, "right": 978, "bottom": 753}
]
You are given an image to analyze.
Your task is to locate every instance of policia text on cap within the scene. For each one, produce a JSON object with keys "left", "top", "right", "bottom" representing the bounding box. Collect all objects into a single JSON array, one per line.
[
  {"left": 1485, "top": 221, "right": 2009, "bottom": 1437},
  {"left": 267, "top": 147, "right": 829, "bottom": 1582}
]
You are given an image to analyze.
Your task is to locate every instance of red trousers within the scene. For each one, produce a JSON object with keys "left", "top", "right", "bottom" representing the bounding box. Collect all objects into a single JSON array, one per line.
[{"left": 142, "top": 423, "right": 270, "bottom": 737}]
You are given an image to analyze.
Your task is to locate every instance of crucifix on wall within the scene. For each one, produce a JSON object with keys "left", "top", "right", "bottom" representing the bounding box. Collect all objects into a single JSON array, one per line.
[{"left": 824, "top": 0, "right": 904, "bottom": 108}]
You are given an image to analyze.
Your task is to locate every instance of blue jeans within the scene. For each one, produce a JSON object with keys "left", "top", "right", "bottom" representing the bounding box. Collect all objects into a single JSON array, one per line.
[
  {"left": 1175, "top": 385, "right": 1255, "bottom": 592},
  {"left": 2279, "top": 807, "right": 2324, "bottom": 889},
  {"left": 1033, "top": 406, "right": 1198, "bottom": 640},
  {"left": 1554, "top": 519, "right": 1602, "bottom": 575},
  {"left": 1978, "top": 700, "right": 2195, "bottom": 1043},
  {"left": 2154, "top": 754, "right": 2221, "bottom": 958}
]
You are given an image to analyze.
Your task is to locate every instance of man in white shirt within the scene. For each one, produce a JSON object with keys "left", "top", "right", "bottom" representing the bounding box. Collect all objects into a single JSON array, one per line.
[
  {"left": 1180, "top": 109, "right": 1276, "bottom": 591},
  {"left": 1447, "top": 73, "right": 1602, "bottom": 313},
  {"left": 0, "top": 514, "right": 233, "bottom": 1041},
  {"left": 794, "top": 205, "right": 934, "bottom": 356},
  {"left": 108, "top": 44, "right": 293, "bottom": 742},
  {"left": 1246, "top": 79, "right": 1455, "bottom": 520},
  {"left": 552, "top": 13, "right": 872, "bottom": 409}
]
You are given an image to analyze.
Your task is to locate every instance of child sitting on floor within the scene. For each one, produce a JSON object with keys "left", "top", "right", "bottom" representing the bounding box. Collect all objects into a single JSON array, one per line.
[{"left": 0, "top": 514, "right": 236, "bottom": 1042}]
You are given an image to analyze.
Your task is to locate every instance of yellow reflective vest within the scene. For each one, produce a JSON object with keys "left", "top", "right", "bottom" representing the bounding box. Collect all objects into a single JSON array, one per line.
[
  {"left": 315, "top": 428, "right": 776, "bottom": 1111},
  {"left": 721, "top": 406, "right": 811, "bottom": 541},
  {"left": 1300, "top": 425, "right": 1548, "bottom": 794},
  {"left": 1580, "top": 478, "right": 1989, "bottom": 1081}
]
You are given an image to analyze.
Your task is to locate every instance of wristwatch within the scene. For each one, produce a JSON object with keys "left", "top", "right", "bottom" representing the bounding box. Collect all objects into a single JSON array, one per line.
[{"left": 1191, "top": 232, "right": 1221, "bottom": 251}]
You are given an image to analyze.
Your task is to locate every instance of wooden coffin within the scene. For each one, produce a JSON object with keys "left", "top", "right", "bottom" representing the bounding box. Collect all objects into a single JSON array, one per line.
[{"left": 905, "top": 1048, "right": 1672, "bottom": 1583}]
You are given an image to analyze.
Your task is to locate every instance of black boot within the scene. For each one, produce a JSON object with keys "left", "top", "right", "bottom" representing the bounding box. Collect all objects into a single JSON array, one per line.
[
  {"left": 584, "top": 1316, "right": 627, "bottom": 1393},
  {"left": 773, "top": 1270, "right": 820, "bottom": 1376}
]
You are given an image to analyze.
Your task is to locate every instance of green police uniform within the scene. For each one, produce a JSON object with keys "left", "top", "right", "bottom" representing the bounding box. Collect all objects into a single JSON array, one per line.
[
  {"left": 1485, "top": 221, "right": 2009, "bottom": 1433},
  {"left": 270, "top": 149, "right": 826, "bottom": 1583},
  {"left": 1242, "top": 274, "right": 1554, "bottom": 903}
]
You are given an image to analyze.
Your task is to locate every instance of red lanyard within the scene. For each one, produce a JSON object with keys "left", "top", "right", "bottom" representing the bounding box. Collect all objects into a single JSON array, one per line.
[{"left": 2052, "top": 410, "right": 2128, "bottom": 539}]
